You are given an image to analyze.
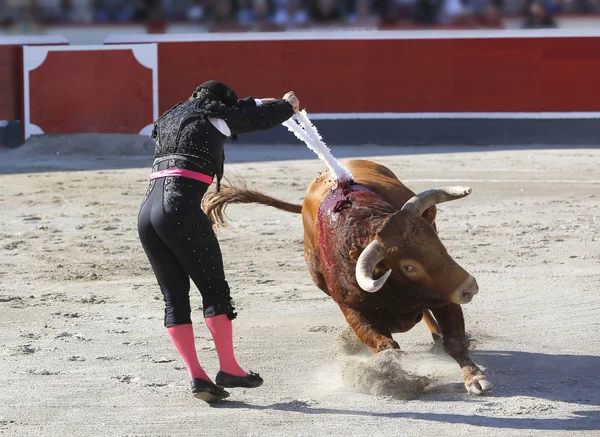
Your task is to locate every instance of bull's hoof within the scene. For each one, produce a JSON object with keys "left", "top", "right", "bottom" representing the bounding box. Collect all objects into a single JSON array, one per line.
[
  {"left": 465, "top": 374, "right": 492, "bottom": 396},
  {"left": 373, "top": 338, "right": 400, "bottom": 353}
]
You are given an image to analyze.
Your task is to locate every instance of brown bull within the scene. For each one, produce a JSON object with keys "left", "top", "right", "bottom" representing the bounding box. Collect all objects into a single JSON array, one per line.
[{"left": 202, "top": 159, "right": 491, "bottom": 396}]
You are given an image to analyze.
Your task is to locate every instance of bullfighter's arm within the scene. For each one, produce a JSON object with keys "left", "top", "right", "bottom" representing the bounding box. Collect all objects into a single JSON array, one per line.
[{"left": 217, "top": 97, "right": 295, "bottom": 136}]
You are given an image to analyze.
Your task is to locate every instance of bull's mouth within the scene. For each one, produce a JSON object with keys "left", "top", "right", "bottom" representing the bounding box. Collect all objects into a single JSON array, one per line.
[
  {"left": 419, "top": 297, "right": 451, "bottom": 308},
  {"left": 387, "top": 285, "right": 450, "bottom": 308}
]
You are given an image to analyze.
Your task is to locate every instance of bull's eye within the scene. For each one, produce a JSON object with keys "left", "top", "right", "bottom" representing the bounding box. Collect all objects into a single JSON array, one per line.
[{"left": 402, "top": 265, "right": 415, "bottom": 273}]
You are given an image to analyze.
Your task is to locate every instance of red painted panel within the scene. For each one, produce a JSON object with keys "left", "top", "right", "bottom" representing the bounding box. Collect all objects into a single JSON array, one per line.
[
  {"left": 541, "top": 37, "right": 600, "bottom": 60},
  {"left": 367, "top": 39, "right": 454, "bottom": 112},
  {"left": 156, "top": 37, "right": 600, "bottom": 114},
  {"left": 29, "top": 50, "right": 153, "bottom": 134},
  {"left": 158, "top": 40, "right": 288, "bottom": 113},
  {"left": 283, "top": 40, "right": 370, "bottom": 113},
  {"left": 158, "top": 40, "right": 289, "bottom": 113},
  {"left": 158, "top": 39, "right": 416, "bottom": 113},
  {"left": 539, "top": 38, "right": 600, "bottom": 111},
  {"left": 451, "top": 38, "right": 542, "bottom": 112}
]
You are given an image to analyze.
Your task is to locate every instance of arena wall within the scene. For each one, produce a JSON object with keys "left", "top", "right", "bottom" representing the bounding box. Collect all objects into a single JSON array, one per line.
[
  {"left": 0, "top": 36, "right": 69, "bottom": 121},
  {"left": 6, "top": 29, "right": 600, "bottom": 148}
]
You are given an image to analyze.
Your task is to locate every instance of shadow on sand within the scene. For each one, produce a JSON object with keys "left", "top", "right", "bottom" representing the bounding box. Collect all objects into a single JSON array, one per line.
[
  {"left": 212, "top": 350, "right": 600, "bottom": 431},
  {"left": 2, "top": 140, "right": 599, "bottom": 175}
]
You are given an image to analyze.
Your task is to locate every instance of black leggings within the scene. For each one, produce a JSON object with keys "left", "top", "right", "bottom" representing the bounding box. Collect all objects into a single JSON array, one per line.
[{"left": 137, "top": 158, "right": 235, "bottom": 327}]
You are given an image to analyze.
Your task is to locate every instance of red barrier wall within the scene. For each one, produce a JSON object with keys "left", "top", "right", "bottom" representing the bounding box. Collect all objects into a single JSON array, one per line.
[
  {"left": 152, "top": 35, "right": 600, "bottom": 114},
  {"left": 18, "top": 31, "right": 600, "bottom": 140},
  {"left": 0, "top": 36, "right": 68, "bottom": 121}
]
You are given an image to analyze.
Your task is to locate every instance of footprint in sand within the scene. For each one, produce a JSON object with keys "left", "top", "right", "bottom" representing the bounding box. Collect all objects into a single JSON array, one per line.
[
  {"left": 113, "top": 375, "right": 139, "bottom": 384},
  {"left": 151, "top": 358, "right": 175, "bottom": 364},
  {"left": 68, "top": 356, "right": 86, "bottom": 362},
  {"left": 9, "top": 344, "right": 39, "bottom": 355},
  {"left": 2, "top": 240, "right": 28, "bottom": 251},
  {"left": 144, "top": 382, "right": 168, "bottom": 387},
  {"left": 25, "top": 369, "right": 60, "bottom": 376},
  {"left": 0, "top": 295, "right": 23, "bottom": 303},
  {"left": 96, "top": 356, "right": 121, "bottom": 361}
]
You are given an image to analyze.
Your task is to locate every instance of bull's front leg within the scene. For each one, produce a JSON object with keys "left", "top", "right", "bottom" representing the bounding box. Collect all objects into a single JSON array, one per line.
[
  {"left": 431, "top": 304, "right": 492, "bottom": 396},
  {"left": 339, "top": 305, "right": 399, "bottom": 353}
]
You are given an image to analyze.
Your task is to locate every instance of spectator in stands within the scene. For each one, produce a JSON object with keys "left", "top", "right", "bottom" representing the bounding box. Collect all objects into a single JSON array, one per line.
[
  {"left": 473, "top": 1, "right": 504, "bottom": 28},
  {"left": 373, "top": 0, "right": 415, "bottom": 26},
  {"left": 273, "top": 0, "right": 310, "bottom": 28},
  {"left": 412, "top": 0, "right": 442, "bottom": 25},
  {"left": 522, "top": 0, "right": 557, "bottom": 27},
  {"left": 62, "top": 0, "right": 94, "bottom": 22},
  {"left": 439, "top": 0, "right": 473, "bottom": 25},
  {"left": 310, "top": 0, "right": 345, "bottom": 24},
  {"left": 468, "top": 0, "right": 502, "bottom": 15},
  {"left": 209, "top": 0, "right": 239, "bottom": 27},
  {"left": 347, "top": 0, "right": 380, "bottom": 26},
  {"left": 38, "top": 0, "right": 63, "bottom": 23},
  {"left": 159, "top": 0, "right": 188, "bottom": 20},
  {"left": 0, "top": 0, "right": 44, "bottom": 32},
  {"left": 94, "top": 0, "right": 134, "bottom": 22},
  {"left": 541, "top": 0, "right": 564, "bottom": 15},
  {"left": 185, "top": 0, "right": 207, "bottom": 22},
  {"left": 132, "top": 0, "right": 163, "bottom": 21},
  {"left": 395, "top": 0, "right": 418, "bottom": 21},
  {"left": 0, "top": 16, "right": 16, "bottom": 34},
  {"left": 238, "top": 0, "right": 273, "bottom": 28},
  {"left": 576, "top": 0, "right": 600, "bottom": 13}
]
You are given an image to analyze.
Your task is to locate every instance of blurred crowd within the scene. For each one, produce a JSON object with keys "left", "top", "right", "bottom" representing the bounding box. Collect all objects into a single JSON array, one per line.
[{"left": 1, "top": 0, "right": 600, "bottom": 31}]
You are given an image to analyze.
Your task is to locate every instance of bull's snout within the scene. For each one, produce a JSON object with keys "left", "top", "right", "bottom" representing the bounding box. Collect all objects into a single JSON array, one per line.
[{"left": 451, "top": 275, "right": 479, "bottom": 304}]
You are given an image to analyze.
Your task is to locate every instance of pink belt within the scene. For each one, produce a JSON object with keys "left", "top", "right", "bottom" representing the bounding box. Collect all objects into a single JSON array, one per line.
[{"left": 150, "top": 168, "right": 213, "bottom": 185}]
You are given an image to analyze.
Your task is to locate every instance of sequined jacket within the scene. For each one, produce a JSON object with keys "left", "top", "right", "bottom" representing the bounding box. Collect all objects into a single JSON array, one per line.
[{"left": 151, "top": 96, "right": 294, "bottom": 191}]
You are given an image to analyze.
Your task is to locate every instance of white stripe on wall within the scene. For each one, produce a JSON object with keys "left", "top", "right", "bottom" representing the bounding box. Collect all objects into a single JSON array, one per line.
[{"left": 305, "top": 112, "right": 600, "bottom": 120}]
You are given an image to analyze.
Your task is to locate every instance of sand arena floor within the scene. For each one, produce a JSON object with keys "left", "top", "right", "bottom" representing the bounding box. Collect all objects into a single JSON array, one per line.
[{"left": 0, "top": 136, "right": 599, "bottom": 436}]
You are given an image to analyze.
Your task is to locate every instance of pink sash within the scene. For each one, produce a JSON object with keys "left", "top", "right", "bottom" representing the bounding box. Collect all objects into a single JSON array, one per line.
[{"left": 150, "top": 168, "right": 213, "bottom": 185}]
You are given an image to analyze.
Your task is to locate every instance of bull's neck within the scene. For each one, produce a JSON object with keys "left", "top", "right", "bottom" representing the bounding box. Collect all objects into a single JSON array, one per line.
[
  {"left": 332, "top": 182, "right": 394, "bottom": 214},
  {"left": 317, "top": 182, "right": 394, "bottom": 284},
  {"left": 319, "top": 182, "right": 395, "bottom": 240}
]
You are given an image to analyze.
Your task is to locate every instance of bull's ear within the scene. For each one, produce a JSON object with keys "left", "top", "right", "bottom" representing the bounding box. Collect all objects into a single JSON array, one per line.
[
  {"left": 422, "top": 205, "right": 437, "bottom": 226},
  {"left": 349, "top": 244, "right": 364, "bottom": 261}
]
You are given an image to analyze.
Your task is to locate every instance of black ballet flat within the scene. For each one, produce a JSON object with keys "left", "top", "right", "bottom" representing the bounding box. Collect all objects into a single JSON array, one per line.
[
  {"left": 191, "top": 378, "right": 230, "bottom": 403},
  {"left": 215, "top": 371, "right": 264, "bottom": 389}
]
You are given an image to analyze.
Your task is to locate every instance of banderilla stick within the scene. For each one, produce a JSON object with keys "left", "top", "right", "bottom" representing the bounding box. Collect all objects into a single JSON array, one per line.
[{"left": 282, "top": 109, "right": 353, "bottom": 182}]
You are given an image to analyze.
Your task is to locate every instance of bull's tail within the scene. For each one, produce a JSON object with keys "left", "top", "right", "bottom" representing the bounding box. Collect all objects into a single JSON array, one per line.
[{"left": 202, "top": 184, "right": 302, "bottom": 228}]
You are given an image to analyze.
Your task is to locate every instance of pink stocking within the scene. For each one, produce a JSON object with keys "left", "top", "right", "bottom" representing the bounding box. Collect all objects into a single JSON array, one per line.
[
  {"left": 167, "top": 324, "right": 211, "bottom": 381},
  {"left": 205, "top": 314, "right": 247, "bottom": 377}
]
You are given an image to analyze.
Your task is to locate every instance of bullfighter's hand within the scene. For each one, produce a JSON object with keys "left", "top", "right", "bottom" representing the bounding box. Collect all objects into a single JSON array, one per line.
[{"left": 283, "top": 91, "right": 300, "bottom": 112}]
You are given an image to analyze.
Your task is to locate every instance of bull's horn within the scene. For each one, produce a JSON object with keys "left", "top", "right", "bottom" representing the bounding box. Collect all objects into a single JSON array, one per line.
[
  {"left": 355, "top": 240, "right": 392, "bottom": 293},
  {"left": 401, "top": 186, "right": 472, "bottom": 216}
]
